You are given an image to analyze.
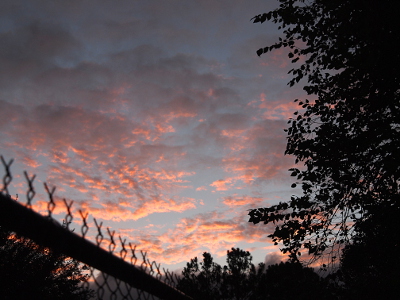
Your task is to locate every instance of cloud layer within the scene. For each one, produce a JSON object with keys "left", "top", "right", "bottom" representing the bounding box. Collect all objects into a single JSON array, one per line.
[{"left": 0, "top": 0, "right": 304, "bottom": 269}]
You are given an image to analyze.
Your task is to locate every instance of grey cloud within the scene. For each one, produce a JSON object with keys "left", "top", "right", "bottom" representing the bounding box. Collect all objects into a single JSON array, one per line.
[
  {"left": 0, "top": 21, "right": 80, "bottom": 65},
  {"left": 264, "top": 252, "right": 284, "bottom": 266}
]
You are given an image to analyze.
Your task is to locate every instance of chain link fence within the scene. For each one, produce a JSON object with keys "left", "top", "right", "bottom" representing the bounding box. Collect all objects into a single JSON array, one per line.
[{"left": 0, "top": 156, "right": 192, "bottom": 300}]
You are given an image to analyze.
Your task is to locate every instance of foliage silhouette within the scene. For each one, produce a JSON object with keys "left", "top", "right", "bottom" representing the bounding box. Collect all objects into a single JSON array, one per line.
[
  {"left": 0, "top": 228, "right": 94, "bottom": 300},
  {"left": 177, "top": 248, "right": 328, "bottom": 300},
  {"left": 177, "top": 251, "right": 222, "bottom": 299},
  {"left": 248, "top": 0, "right": 400, "bottom": 264},
  {"left": 177, "top": 248, "right": 264, "bottom": 300},
  {"left": 335, "top": 203, "right": 400, "bottom": 299},
  {"left": 263, "top": 261, "right": 330, "bottom": 300}
]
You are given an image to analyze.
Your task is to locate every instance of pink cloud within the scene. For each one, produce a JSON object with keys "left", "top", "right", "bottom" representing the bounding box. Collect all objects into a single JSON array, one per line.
[
  {"left": 210, "top": 178, "right": 234, "bottom": 191},
  {"left": 222, "top": 194, "right": 265, "bottom": 208},
  {"left": 20, "top": 154, "right": 42, "bottom": 168},
  {"left": 195, "top": 186, "right": 207, "bottom": 191},
  {"left": 132, "top": 196, "right": 197, "bottom": 220},
  {"left": 152, "top": 211, "right": 277, "bottom": 265}
]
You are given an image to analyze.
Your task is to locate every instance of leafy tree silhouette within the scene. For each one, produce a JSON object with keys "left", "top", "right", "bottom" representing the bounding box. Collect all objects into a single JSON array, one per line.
[
  {"left": 0, "top": 228, "right": 94, "bottom": 300},
  {"left": 177, "top": 248, "right": 328, "bottom": 300},
  {"left": 177, "top": 248, "right": 263, "bottom": 300},
  {"left": 262, "top": 261, "right": 330, "bottom": 300},
  {"left": 335, "top": 203, "right": 400, "bottom": 299},
  {"left": 177, "top": 251, "right": 224, "bottom": 299},
  {"left": 248, "top": 0, "right": 400, "bottom": 265}
]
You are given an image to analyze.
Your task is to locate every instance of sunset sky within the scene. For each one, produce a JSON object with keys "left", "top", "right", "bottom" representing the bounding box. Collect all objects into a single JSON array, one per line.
[{"left": 0, "top": 0, "right": 307, "bottom": 270}]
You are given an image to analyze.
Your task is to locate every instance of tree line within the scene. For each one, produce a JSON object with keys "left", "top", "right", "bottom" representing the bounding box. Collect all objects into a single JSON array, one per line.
[
  {"left": 176, "top": 242, "right": 398, "bottom": 300},
  {"left": 177, "top": 248, "right": 329, "bottom": 300}
]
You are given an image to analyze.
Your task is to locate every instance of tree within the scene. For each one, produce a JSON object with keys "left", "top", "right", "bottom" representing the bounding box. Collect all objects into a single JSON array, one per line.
[
  {"left": 223, "top": 248, "right": 260, "bottom": 300},
  {"left": 335, "top": 202, "right": 400, "bottom": 299},
  {"left": 263, "top": 261, "right": 329, "bottom": 300},
  {"left": 0, "top": 228, "right": 94, "bottom": 300},
  {"left": 177, "top": 248, "right": 265, "bottom": 300},
  {"left": 177, "top": 248, "right": 329, "bottom": 300},
  {"left": 248, "top": 0, "right": 400, "bottom": 265},
  {"left": 177, "top": 251, "right": 224, "bottom": 300}
]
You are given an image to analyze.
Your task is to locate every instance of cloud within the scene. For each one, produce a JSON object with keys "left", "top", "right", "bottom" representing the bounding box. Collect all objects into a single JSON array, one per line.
[
  {"left": 264, "top": 251, "right": 286, "bottom": 266},
  {"left": 195, "top": 186, "right": 207, "bottom": 191},
  {"left": 131, "top": 196, "right": 197, "bottom": 220},
  {"left": 222, "top": 194, "right": 265, "bottom": 208},
  {"left": 152, "top": 210, "right": 277, "bottom": 265},
  {"left": 0, "top": 0, "right": 299, "bottom": 270},
  {"left": 210, "top": 178, "right": 234, "bottom": 191}
]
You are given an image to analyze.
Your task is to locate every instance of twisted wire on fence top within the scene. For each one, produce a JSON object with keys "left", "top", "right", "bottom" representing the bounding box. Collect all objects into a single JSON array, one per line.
[{"left": 0, "top": 155, "right": 189, "bottom": 300}]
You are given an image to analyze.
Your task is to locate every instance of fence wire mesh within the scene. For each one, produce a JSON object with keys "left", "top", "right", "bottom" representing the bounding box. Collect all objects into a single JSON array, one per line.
[{"left": 0, "top": 156, "right": 192, "bottom": 300}]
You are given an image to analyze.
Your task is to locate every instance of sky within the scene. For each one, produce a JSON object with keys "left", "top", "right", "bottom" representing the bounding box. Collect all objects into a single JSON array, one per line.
[{"left": 0, "top": 0, "right": 307, "bottom": 271}]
